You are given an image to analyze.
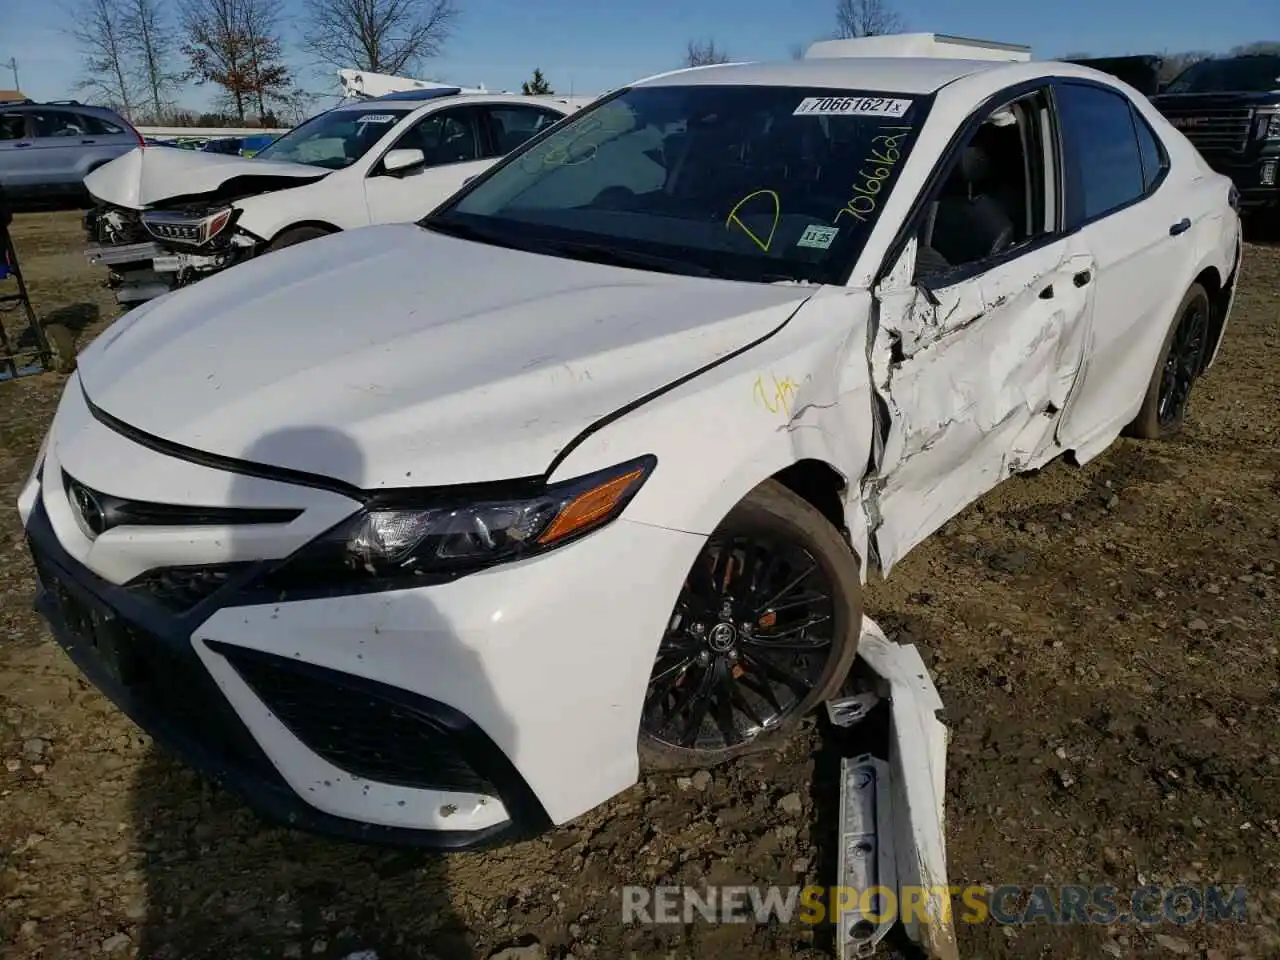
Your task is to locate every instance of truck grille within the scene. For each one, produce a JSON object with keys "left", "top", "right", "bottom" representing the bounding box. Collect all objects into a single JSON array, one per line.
[{"left": 1162, "top": 109, "right": 1253, "bottom": 153}]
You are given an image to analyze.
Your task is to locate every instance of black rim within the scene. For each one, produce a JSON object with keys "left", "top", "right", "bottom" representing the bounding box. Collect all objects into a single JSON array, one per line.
[
  {"left": 1157, "top": 298, "right": 1208, "bottom": 428},
  {"left": 641, "top": 531, "right": 837, "bottom": 752}
]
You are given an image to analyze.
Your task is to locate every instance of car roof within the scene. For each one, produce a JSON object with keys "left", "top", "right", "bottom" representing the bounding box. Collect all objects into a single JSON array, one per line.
[
  {"left": 4, "top": 101, "right": 127, "bottom": 119},
  {"left": 632, "top": 57, "right": 1022, "bottom": 95}
]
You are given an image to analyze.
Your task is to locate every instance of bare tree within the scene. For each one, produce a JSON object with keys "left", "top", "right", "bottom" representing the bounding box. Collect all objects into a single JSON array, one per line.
[
  {"left": 121, "top": 0, "right": 180, "bottom": 122},
  {"left": 789, "top": 42, "right": 807, "bottom": 60},
  {"left": 240, "top": 0, "right": 290, "bottom": 116},
  {"left": 1229, "top": 41, "right": 1280, "bottom": 56},
  {"left": 303, "top": 0, "right": 458, "bottom": 76},
  {"left": 66, "top": 0, "right": 138, "bottom": 118},
  {"left": 181, "top": 0, "right": 291, "bottom": 121},
  {"left": 684, "top": 38, "right": 730, "bottom": 67},
  {"left": 834, "top": 0, "right": 903, "bottom": 39},
  {"left": 1158, "top": 50, "right": 1213, "bottom": 85}
]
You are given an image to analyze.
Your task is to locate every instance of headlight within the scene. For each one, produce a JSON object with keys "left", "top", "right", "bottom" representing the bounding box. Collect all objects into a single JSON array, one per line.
[
  {"left": 1262, "top": 111, "right": 1280, "bottom": 141},
  {"left": 264, "top": 455, "right": 656, "bottom": 591}
]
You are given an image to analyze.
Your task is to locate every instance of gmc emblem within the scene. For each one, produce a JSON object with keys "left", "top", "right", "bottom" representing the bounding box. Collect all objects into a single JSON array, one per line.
[{"left": 1172, "top": 117, "right": 1207, "bottom": 127}]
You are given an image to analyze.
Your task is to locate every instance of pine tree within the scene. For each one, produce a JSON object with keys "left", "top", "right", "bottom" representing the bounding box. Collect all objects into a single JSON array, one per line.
[{"left": 522, "top": 67, "right": 553, "bottom": 95}]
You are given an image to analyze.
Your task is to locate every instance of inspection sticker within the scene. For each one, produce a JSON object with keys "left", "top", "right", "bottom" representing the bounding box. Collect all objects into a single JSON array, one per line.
[
  {"left": 358, "top": 114, "right": 399, "bottom": 123},
  {"left": 793, "top": 96, "right": 912, "bottom": 118},
  {"left": 797, "top": 224, "right": 840, "bottom": 249}
]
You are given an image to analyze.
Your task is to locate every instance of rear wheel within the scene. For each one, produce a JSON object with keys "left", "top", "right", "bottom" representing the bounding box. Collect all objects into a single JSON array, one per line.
[
  {"left": 639, "top": 480, "right": 862, "bottom": 771},
  {"left": 1126, "top": 283, "right": 1210, "bottom": 440},
  {"left": 266, "top": 225, "right": 335, "bottom": 253}
]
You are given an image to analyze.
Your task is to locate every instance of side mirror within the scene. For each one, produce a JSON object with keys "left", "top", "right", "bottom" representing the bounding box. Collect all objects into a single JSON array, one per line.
[{"left": 383, "top": 148, "right": 426, "bottom": 174}]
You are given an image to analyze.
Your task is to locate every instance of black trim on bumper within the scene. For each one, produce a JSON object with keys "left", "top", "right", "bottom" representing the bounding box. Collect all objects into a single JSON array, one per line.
[{"left": 24, "top": 498, "right": 550, "bottom": 851}]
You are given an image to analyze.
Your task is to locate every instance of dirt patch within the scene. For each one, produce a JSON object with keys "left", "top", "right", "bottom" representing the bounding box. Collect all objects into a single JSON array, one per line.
[{"left": 1, "top": 212, "right": 1278, "bottom": 959}]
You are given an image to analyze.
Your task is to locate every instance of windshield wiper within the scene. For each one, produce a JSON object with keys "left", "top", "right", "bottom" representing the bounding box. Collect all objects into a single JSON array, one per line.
[{"left": 538, "top": 239, "right": 718, "bottom": 279}]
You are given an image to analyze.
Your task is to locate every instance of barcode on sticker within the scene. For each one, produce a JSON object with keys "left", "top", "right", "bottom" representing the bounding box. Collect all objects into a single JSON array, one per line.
[
  {"left": 359, "top": 114, "right": 398, "bottom": 124},
  {"left": 793, "top": 97, "right": 912, "bottom": 118}
]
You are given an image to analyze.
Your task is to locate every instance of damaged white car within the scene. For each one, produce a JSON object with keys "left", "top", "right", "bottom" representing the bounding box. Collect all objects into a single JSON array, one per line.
[
  {"left": 21, "top": 50, "right": 1239, "bottom": 849},
  {"left": 82, "top": 90, "right": 578, "bottom": 303}
]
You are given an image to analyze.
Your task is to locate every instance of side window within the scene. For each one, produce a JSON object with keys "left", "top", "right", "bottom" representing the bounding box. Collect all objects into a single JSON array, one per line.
[
  {"left": 915, "top": 88, "right": 1055, "bottom": 283},
  {"left": 1131, "top": 107, "right": 1167, "bottom": 193},
  {"left": 1055, "top": 83, "right": 1145, "bottom": 225},
  {"left": 0, "top": 113, "right": 26, "bottom": 140},
  {"left": 485, "top": 106, "right": 562, "bottom": 156},
  {"left": 80, "top": 113, "right": 125, "bottom": 136},
  {"left": 398, "top": 108, "right": 480, "bottom": 166},
  {"left": 32, "top": 111, "right": 85, "bottom": 138}
]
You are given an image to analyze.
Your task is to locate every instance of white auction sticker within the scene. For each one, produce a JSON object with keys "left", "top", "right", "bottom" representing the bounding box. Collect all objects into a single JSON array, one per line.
[
  {"left": 793, "top": 96, "right": 912, "bottom": 118},
  {"left": 359, "top": 114, "right": 398, "bottom": 124},
  {"left": 797, "top": 224, "right": 840, "bottom": 250}
]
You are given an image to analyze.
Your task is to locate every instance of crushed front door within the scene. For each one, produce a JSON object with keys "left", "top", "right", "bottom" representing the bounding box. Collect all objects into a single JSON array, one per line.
[{"left": 861, "top": 234, "right": 1097, "bottom": 574}]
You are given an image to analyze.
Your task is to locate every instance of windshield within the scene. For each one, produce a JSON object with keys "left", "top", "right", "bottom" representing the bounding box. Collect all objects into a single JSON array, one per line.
[
  {"left": 1164, "top": 55, "right": 1280, "bottom": 94},
  {"left": 254, "top": 106, "right": 412, "bottom": 168},
  {"left": 426, "top": 84, "right": 930, "bottom": 284}
]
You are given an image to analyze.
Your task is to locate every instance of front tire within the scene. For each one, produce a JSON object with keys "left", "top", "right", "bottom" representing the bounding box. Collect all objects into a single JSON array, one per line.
[
  {"left": 1126, "top": 283, "right": 1210, "bottom": 440},
  {"left": 266, "top": 225, "right": 335, "bottom": 253},
  {"left": 639, "top": 480, "right": 863, "bottom": 771}
]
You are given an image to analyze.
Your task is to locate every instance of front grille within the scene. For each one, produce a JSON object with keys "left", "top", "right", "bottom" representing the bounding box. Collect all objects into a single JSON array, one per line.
[
  {"left": 126, "top": 562, "right": 255, "bottom": 611},
  {"left": 61, "top": 468, "right": 301, "bottom": 535},
  {"left": 216, "top": 644, "right": 498, "bottom": 796},
  {"left": 1162, "top": 109, "right": 1254, "bottom": 153},
  {"left": 30, "top": 544, "right": 276, "bottom": 779}
]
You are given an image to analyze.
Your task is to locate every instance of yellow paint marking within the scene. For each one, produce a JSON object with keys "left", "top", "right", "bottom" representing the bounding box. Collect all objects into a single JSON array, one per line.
[{"left": 726, "top": 189, "right": 781, "bottom": 253}]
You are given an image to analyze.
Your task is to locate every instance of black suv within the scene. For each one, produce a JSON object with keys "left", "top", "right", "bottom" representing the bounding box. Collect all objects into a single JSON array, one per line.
[{"left": 1151, "top": 54, "right": 1280, "bottom": 219}]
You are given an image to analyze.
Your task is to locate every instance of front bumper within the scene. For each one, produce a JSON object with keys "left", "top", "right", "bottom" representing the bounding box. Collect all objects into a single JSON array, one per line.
[
  {"left": 26, "top": 498, "right": 542, "bottom": 849},
  {"left": 22, "top": 399, "right": 704, "bottom": 847}
]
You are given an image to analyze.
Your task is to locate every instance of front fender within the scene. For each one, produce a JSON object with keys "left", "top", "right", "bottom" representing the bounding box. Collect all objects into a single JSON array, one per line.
[{"left": 549, "top": 289, "right": 878, "bottom": 580}]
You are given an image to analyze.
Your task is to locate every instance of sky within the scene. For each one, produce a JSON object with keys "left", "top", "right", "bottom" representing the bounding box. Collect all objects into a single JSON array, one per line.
[{"left": 2, "top": 0, "right": 1277, "bottom": 112}]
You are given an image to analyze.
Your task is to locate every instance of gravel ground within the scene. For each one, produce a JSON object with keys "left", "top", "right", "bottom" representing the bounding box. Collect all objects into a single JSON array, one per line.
[{"left": 1, "top": 211, "right": 1277, "bottom": 960}]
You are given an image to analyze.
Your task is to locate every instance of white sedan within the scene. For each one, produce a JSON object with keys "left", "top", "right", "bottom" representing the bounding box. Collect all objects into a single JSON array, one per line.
[
  {"left": 22, "top": 49, "right": 1240, "bottom": 847},
  {"left": 82, "top": 89, "right": 580, "bottom": 302}
]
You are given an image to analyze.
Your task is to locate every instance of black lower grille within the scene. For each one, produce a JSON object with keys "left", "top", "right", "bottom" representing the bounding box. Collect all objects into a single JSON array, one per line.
[
  {"left": 216, "top": 644, "right": 498, "bottom": 796},
  {"left": 30, "top": 544, "right": 276, "bottom": 779}
]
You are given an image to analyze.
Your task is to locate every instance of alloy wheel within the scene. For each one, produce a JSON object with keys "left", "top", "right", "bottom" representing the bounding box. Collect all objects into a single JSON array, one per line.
[
  {"left": 641, "top": 532, "right": 837, "bottom": 752},
  {"left": 1156, "top": 297, "right": 1209, "bottom": 428}
]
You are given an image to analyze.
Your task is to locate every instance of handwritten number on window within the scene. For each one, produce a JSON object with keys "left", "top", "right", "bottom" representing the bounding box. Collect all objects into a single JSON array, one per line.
[{"left": 834, "top": 127, "right": 912, "bottom": 224}]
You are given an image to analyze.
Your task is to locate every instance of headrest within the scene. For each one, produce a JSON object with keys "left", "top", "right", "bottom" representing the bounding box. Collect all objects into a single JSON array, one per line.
[{"left": 958, "top": 144, "right": 990, "bottom": 185}]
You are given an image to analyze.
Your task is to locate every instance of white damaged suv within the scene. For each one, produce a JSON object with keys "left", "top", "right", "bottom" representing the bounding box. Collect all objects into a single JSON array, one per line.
[{"left": 20, "top": 47, "right": 1240, "bottom": 847}]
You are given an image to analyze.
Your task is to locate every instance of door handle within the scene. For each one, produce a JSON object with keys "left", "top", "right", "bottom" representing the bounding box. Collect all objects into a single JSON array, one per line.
[
  {"left": 1169, "top": 217, "right": 1192, "bottom": 236},
  {"left": 80, "top": 139, "right": 97, "bottom": 145},
  {"left": 1038, "top": 284, "right": 1054, "bottom": 299},
  {"left": 14, "top": 141, "right": 31, "bottom": 148},
  {"left": 1072, "top": 270, "right": 1092, "bottom": 287}
]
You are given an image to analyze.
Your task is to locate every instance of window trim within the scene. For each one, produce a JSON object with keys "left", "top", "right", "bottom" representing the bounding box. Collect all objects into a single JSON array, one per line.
[
  {"left": 873, "top": 79, "right": 1066, "bottom": 291},
  {"left": 1053, "top": 78, "right": 1164, "bottom": 231}
]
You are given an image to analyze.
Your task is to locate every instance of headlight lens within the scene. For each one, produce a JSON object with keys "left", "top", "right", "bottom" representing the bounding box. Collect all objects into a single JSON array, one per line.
[
  {"left": 1263, "top": 111, "right": 1280, "bottom": 140},
  {"left": 265, "top": 455, "right": 656, "bottom": 591}
]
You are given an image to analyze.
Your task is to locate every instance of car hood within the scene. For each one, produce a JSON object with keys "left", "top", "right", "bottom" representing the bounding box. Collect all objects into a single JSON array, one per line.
[
  {"left": 84, "top": 145, "right": 327, "bottom": 210},
  {"left": 76, "top": 224, "right": 814, "bottom": 489}
]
